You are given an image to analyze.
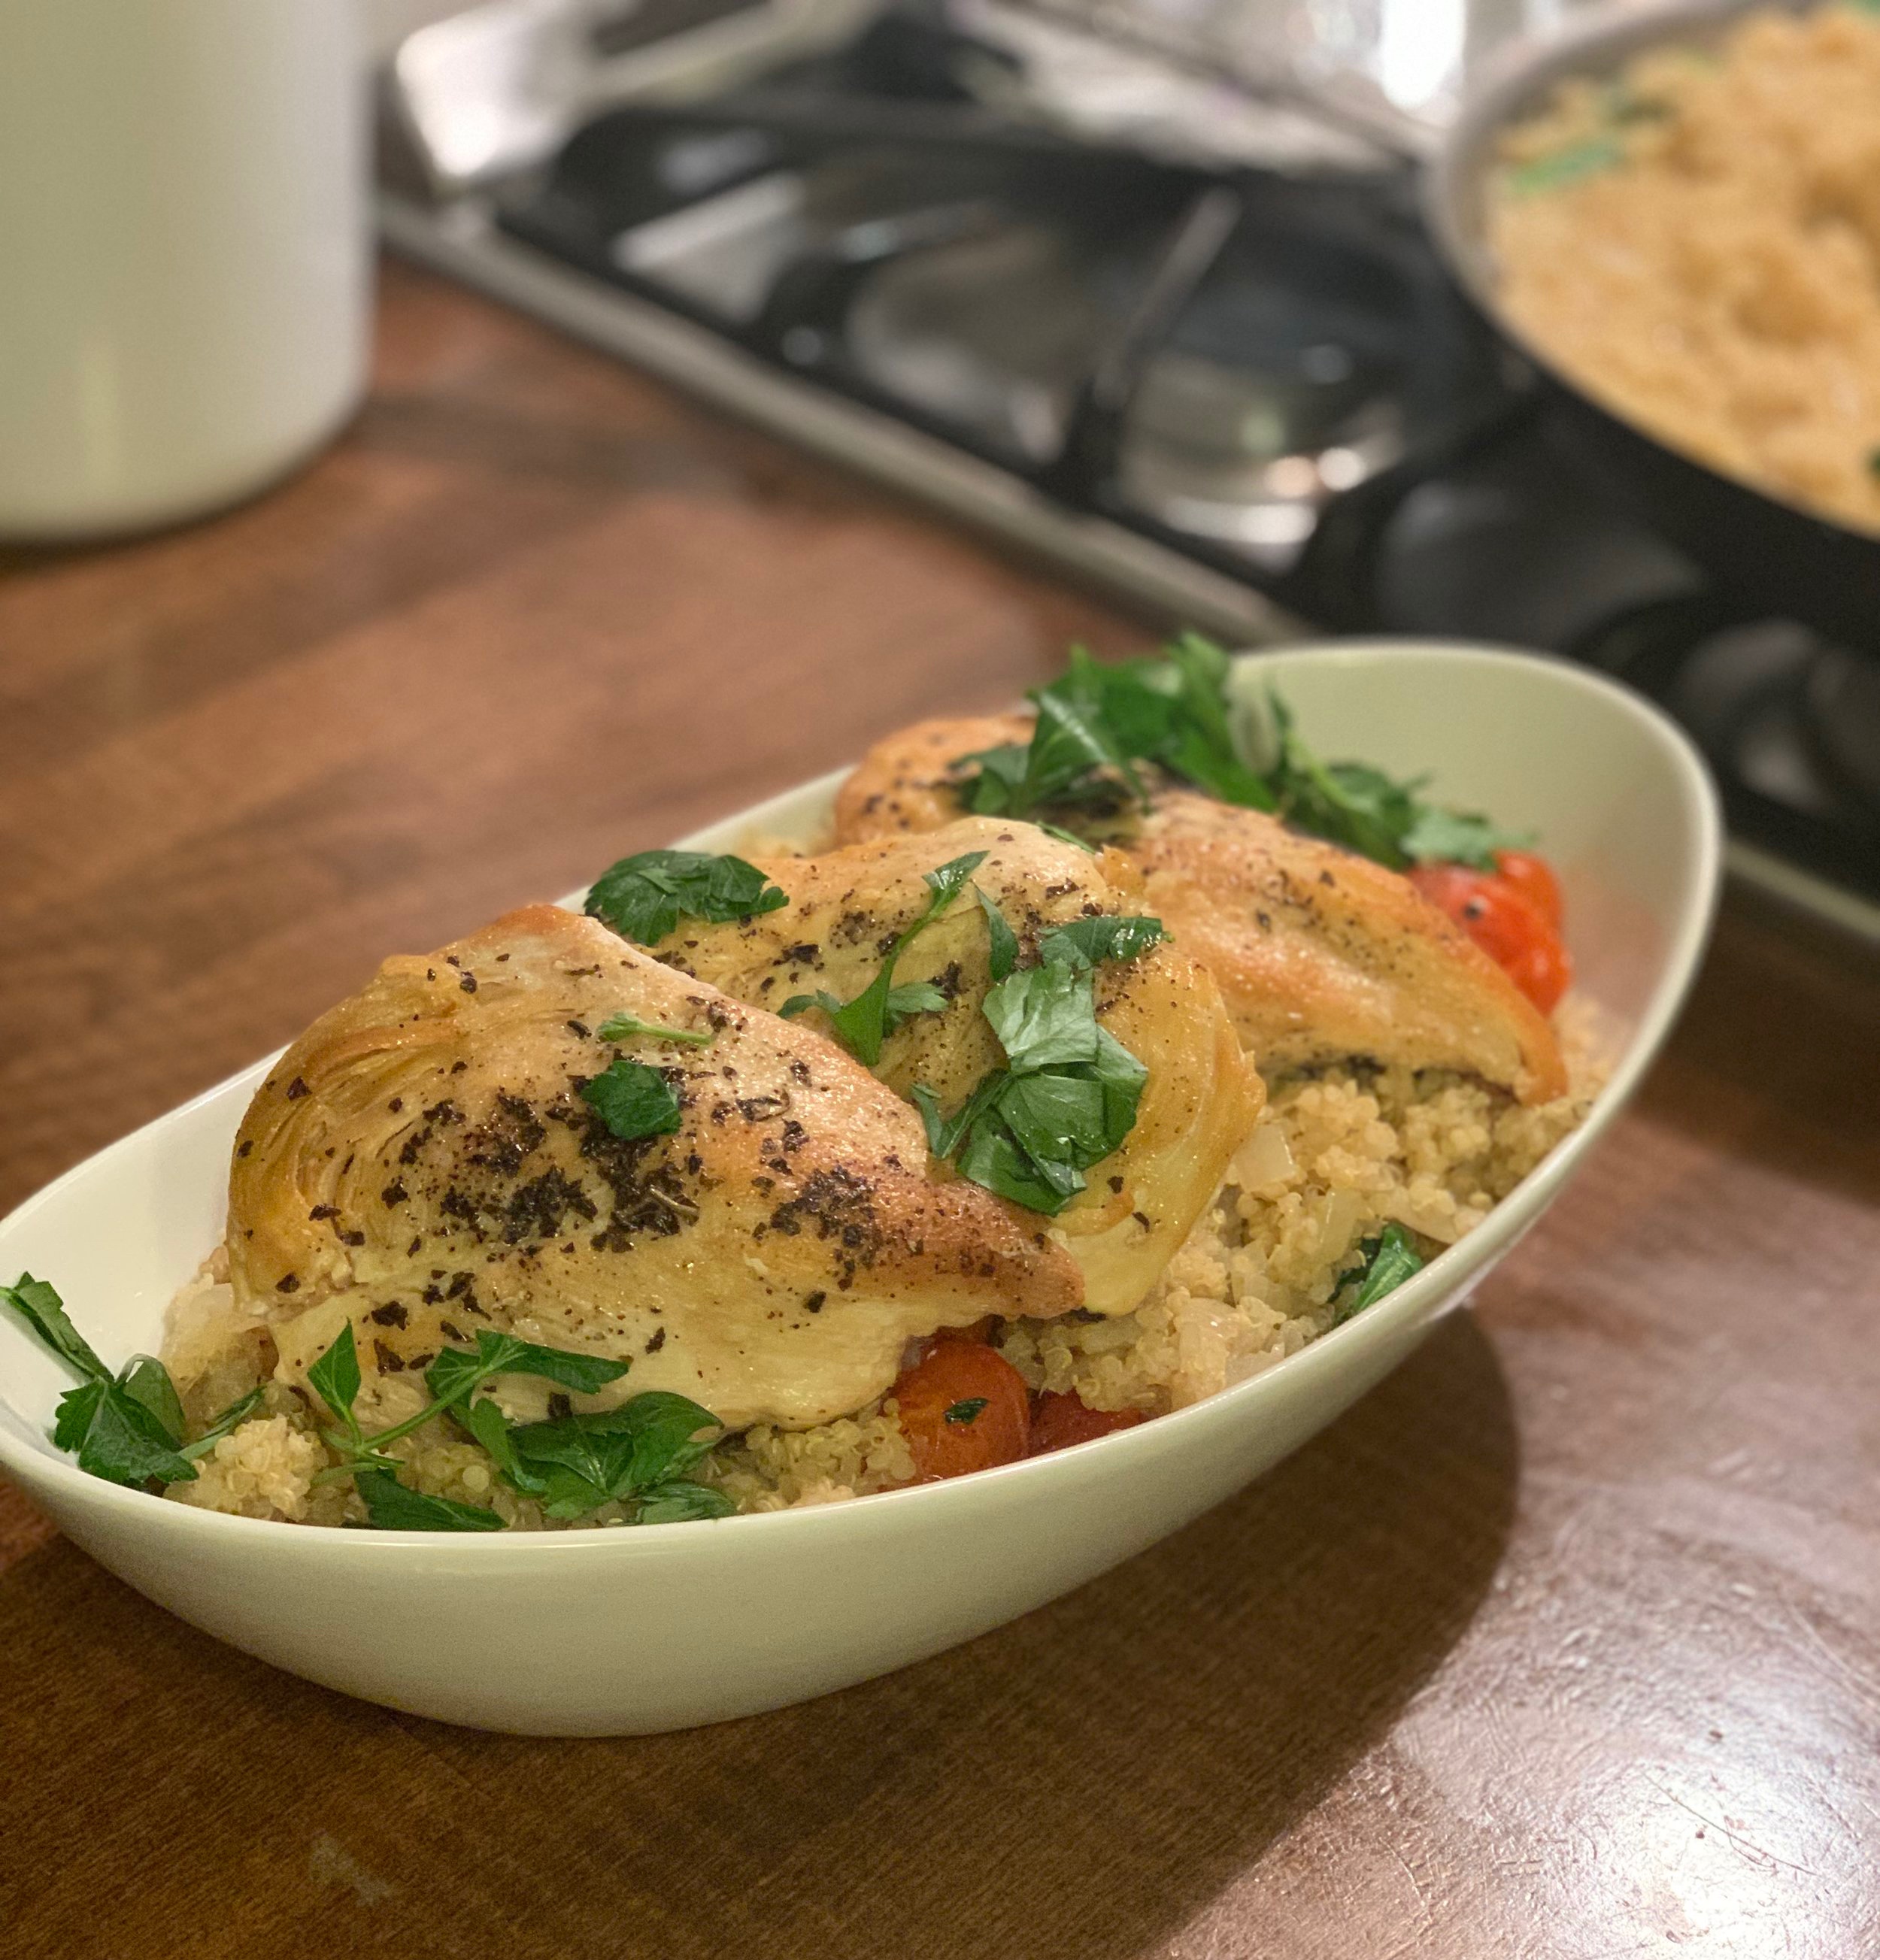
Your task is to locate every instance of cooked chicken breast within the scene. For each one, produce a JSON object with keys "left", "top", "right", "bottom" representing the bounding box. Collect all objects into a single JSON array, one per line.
[
  {"left": 833, "top": 712, "right": 1035, "bottom": 841},
  {"left": 648, "top": 819, "right": 1263, "bottom": 1316},
  {"left": 832, "top": 716, "right": 1568, "bottom": 1104},
  {"left": 1124, "top": 791, "right": 1567, "bottom": 1102},
  {"left": 226, "top": 904, "right": 1081, "bottom": 1431}
]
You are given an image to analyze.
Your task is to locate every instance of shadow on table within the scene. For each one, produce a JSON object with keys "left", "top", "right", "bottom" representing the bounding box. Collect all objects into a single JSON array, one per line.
[{"left": 0, "top": 1312, "right": 1515, "bottom": 1960}]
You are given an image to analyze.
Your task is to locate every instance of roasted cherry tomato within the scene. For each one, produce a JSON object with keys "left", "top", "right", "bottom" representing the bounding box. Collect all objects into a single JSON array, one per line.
[
  {"left": 892, "top": 1340, "right": 1031, "bottom": 1482},
  {"left": 1408, "top": 862, "right": 1572, "bottom": 1015},
  {"left": 1492, "top": 850, "right": 1564, "bottom": 932},
  {"left": 1027, "top": 1391, "right": 1146, "bottom": 1457}
]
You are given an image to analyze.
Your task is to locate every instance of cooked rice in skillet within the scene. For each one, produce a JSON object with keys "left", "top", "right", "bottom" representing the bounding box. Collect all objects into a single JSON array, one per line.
[{"left": 1491, "top": 4, "right": 1880, "bottom": 535}]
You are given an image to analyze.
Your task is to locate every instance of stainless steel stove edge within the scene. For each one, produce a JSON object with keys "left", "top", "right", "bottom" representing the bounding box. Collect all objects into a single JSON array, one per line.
[{"left": 1722, "top": 841, "right": 1880, "bottom": 949}]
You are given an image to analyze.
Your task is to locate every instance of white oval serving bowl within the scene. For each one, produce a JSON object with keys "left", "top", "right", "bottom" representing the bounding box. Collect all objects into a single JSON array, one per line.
[{"left": 0, "top": 643, "right": 1721, "bottom": 1735}]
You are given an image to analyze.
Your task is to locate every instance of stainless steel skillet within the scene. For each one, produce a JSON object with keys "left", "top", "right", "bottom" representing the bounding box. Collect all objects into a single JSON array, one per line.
[{"left": 1423, "top": 0, "right": 1880, "bottom": 646}]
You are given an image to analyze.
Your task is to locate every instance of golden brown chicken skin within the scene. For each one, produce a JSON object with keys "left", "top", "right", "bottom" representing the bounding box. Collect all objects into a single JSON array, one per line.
[
  {"left": 832, "top": 716, "right": 1568, "bottom": 1105},
  {"left": 226, "top": 905, "right": 1081, "bottom": 1430},
  {"left": 647, "top": 819, "right": 1263, "bottom": 1317}
]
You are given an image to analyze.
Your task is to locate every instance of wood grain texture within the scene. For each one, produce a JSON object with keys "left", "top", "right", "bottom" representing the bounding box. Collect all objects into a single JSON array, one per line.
[{"left": 2, "top": 259, "right": 1878, "bottom": 1959}]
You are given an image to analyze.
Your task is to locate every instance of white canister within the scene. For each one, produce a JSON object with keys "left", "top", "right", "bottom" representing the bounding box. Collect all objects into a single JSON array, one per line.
[{"left": 0, "top": 0, "right": 371, "bottom": 539}]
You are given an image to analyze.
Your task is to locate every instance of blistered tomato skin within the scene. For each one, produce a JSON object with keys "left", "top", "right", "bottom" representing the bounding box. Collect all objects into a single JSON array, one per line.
[
  {"left": 892, "top": 1340, "right": 1032, "bottom": 1481},
  {"left": 1027, "top": 1391, "right": 1146, "bottom": 1457},
  {"left": 1493, "top": 850, "right": 1565, "bottom": 932},
  {"left": 1409, "top": 862, "right": 1572, "bottom": 1016}
]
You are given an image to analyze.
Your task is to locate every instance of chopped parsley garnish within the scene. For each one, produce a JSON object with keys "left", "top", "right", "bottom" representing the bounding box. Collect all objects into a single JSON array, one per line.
[
  {"left": 944, "top": 1397, "right": 989, "bottom": 1426},
  {"left": 5, "top": 1274, "right": 729, "bottom": 1531},
  {"left": 595, "top": 1011, "right": 714, "bottom": 1048},
  {"left": 178, "top": 1384, "right": 267, "bottom": 1462},
  {"left": 1036, "top": 915, "right": 1168, "bottom": 970},
  {"left": 912, "top": 900, "right": 1160, "bottom": 1216},
  {"left": 303, "top": 1320, "right": 655, "bottom": 1525},
  {"left": 585, "top": 849, "right": 787, "bottom": 944},
  {"left": 581, "top": 1056, "right": 684, "bottom": 1140},
  {"left": 954, "top": 689, "right": 1145, "bottom": 821},
  {"left": 974, "top": 884, "right": 1019, "bottom": 982},
  {"left": 1506, "top": 135, "right": 1624, "bottom": 197},
  {"left": 2, "top": 1276, "right": 268, "bottom": 1493},
  {"left": 1330, "top": 1224, "right": 1425, "bottom": 1327},
  {"left": 778, "top": 850, "right": 987, "bottom": 1066},
  {"left": 954, "top": 636, "right": 1265, "bottom": 819},
  {"left": 500, "top": 1391, "right": 732, "bottom": 1521},
  {"left": 5, "top": 1271, "right": 200, "bottom": 1489},
  {"left": 305, "top": 1321, "right": 726, "bottom": 1526},
  {"left": 353, "top": 1469, "right": 508, "bottom": 1532},
  {"left": 1036, "top": 821, "right": 1098, "bottom": 853},
  {"left": 1263, "top": 690, "right": 1528, "bottom": 872},
  {"left": 947, "top": 635, "right": 1524, "bottom": 874}
]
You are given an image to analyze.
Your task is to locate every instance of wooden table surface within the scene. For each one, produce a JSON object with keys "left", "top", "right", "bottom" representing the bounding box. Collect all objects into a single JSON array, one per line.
[{"left": 2, "top": 259, "right": 1877, "bottom": 1960}]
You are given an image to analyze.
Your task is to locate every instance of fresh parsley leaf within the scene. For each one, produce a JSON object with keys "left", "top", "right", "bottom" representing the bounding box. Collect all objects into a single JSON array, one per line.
[
  {"left": 508, "top": 1391, "right": 722, "bottom": 1521},
  {"left": 954, "top": 1110, "right": 1072, "bottom": 1214},
  {"left": 950, "top": 743, "right": 1032, "bottom": 814},
  {"left": 780, "top": 850, "right": 987, "bottom": 1067},
  {"left": 1036, "top": 915, "right": 1167, "bottom": 970},
  {"left": 354, "top": 1468, "right": 505, "bottom": 1531},
  {"left": 1264, "top": 689, "right": 1530, "bottom": 872},
  {"left": 425, "top": 1328, "right": 632, "bottom": 1407},
  {"left": 460, "top": 1394, "right": 550, "bottom": 1497},
  {"left": 974, "top": 886, "right": 1019, "bottom": 982},
  {"left": 984, "top": 638, "right": 1278, "bottom": 815},
  {"left": 56, "top": 1378, "right": 198, "bottom": 1489},
  {"left": 634, "top": 1480, "right": 737, "bottom": 1524},
  {"left": 949, "top": 636, "right": 1532, "bottom": 882},
  {"left": 921, "top": 851, "right": 992, "bottom": 915},
  {"left": 998, "top": 1065, "right": 1133, "bottom": 1201},
  {"left": 1146, "top": 635, "right": 1277, "bottom": 807},
  {"left": 1036, "top": 821, "right": 1097, "bottom": 853},
  {"left": 2, "top": 1272, "right": 108, "bottom": 1382},
  {"left": 596, "top": 1012, "right": 714, "bottom": 1048},
  {"left": 307, "top": 1321, "right": 362, "bottom": 1434},
  {"left": 983, "top": 960, "right": 1100, "bottom": 1073},
  {"left": 923, "top": 950, "right": 1149, "bottom": 1216},
  {"left": 954, "top": 689, "right": 1143, "bottom": 819},
  {"left": 1087, "top": 1026, "right": 1151, "bottom": 1142},
  {"left": 910, "top": 1078, "right": 981, "bottom": 1159},
  {"left": 778, "top": 987, "right": 838, "bottom": 1021},
  {"left": 316, "top": 1329, "right": 639, "bottom": 1475},
  {"left": 2, "top": 1272, "right": 235, "bottom": 1486},
  {"left": 179, "top": 1385, "right": 268, "bottom": 1462},
  {"left": 50, "top": 1380, "right": 104, "bottom": 1455},
  {"left": 884, "top": 980, "right": 949, "bottom": 1022},
  {"left": 116, "top": 1355, "right": 186, "bottom": 1445},
  {"left": 1398, "top": 804, "right": 1530, "bottom": 873},
  {"left": 1506, "top": 135, "right": 1622, "bottom": 196},
  {"left": 423, "top": 1337, "right": 512, "bottom": 1408},
  {"left": 488, "top": 1337, "right": 631, "bottom": 1397},
  {"left": 585, "top": 850, "right": 787, "bottom": 945},
  {"left": 310, "top": 1325, "right": 635, "bottom": 1472},
  {"left": 581, "top": 1056, "right": 683, "bottom": 1141},
  {"left": 944, "top": 1398, "right": 989, "bottom": 1426},
  {"left": 1331, "top": 1224, "right": 1424, "bottom": 1326}
]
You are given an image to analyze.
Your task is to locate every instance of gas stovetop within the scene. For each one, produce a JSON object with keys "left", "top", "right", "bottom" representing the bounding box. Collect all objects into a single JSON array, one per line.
[{"left": 380, "top": 2, "right": 1880, "bottom": 941}]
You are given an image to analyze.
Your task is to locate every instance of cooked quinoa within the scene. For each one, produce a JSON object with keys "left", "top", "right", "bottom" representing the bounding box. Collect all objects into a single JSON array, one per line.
[{"left": 160, "top": 1029, "right": 1600, "bottom": 1528}]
